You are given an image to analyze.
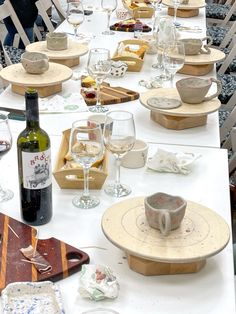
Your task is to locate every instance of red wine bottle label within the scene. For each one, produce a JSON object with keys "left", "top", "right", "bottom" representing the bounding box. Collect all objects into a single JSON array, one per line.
[{"left": 22, "top": 149, "right": 52, "bottom": 189}]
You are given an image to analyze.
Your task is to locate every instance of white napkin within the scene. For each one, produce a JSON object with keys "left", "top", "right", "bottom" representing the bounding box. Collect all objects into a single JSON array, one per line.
[
  {"left": 39, "top": 93, "right": 88, "bottom": 114},
  {"left": 78, "top": 264, "right": 119, "bottom": 301},
  {"left": 147, "top": 148, "right": 201, "bottom": 174}
]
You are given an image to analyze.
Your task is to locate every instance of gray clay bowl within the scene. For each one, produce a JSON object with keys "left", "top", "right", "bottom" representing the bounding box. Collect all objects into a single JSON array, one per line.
[{"left": 21, "top": 52, "right": 49, "bottom": 74}]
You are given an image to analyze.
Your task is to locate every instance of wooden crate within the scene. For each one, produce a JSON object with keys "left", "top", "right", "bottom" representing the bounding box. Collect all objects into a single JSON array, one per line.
[
  {"left": 122, "top": 0, "right": 154, "bottom": 18},
  {"left": 53, "top": 129, "right": 108, "bottom": 189},
  {"left": 112, "top": 39, "right": 147, "bottom": 72}
]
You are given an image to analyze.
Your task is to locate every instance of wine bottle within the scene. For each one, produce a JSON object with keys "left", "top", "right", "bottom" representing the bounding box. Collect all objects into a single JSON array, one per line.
[{"left": 17, "top": 89, "right": 52, "bottom": 226}]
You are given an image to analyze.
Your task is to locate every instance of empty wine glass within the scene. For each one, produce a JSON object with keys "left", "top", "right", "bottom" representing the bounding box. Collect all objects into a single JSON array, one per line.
[
  {"left": 103, "top": 111, "right": 136, "bottom": 198},
  {"left": 70, "top": 119, "right": 103, "bottom": 209},
  {"left": 172, "top": 0, "right": 181, "bottom": 25},
  {"left": 0, "top": 112, "right": 13, "bottom": 202},
  {"left": 66, "top": 1, "right": 84, "bottom": 40},
  {"left": 101, "top": 0, "right": 117, "bottom": 35},
  {"left": 87, "top": 48, "right": 111, "bottom": 113},
  {"left": 163, "top": 41, "right": 185, "bottom": 87}
]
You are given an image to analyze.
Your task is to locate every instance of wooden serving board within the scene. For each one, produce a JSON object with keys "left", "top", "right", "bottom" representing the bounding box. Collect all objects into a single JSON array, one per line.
[
  {"left": 81, "top": 82, "right": 139, "bottom": 106},
  {"left": 0, "top": 213, "right": 89, "bottom": 292}
]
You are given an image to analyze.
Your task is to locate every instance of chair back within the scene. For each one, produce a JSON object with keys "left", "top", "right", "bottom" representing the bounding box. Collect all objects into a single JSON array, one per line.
[{"left": 0, "top": 0, "right": 30, "bottom": 47}]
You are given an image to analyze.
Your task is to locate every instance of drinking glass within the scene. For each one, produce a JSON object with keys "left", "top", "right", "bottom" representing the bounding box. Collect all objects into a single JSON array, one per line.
[
  {"left": 87, "top": 48, "right": 111, "bottom": 113},
  {"left": 172, "top": 0, "right": 181, "bottom": 25},
  {"left": 66, "top": 1, "right": 84, "bottom": 40},
  {"left": 101, "top": 0, "right": 117, "bottom": 35},
  {"left": 163, "top": 41, "right": 185, "bottom": 87},
  {"left": 0, "top": 112, "right": 13, "bottom": 202},
  {"left": 103, "top": 111, "right": 136, "bottom": 198},
  {"left": 69, "top": 119, "right": 103, "bottom": 209}
]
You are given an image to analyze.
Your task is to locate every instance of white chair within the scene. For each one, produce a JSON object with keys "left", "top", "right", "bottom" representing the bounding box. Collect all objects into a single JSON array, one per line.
[
  {"left": 207, "top": 0, "right": 236, "bottom": 27},
  {"left": 0, "top": 0, "right": 30, "bottom": 47},
  {"left": 35, "top": 0, "right": 66, "bottom": 33}
]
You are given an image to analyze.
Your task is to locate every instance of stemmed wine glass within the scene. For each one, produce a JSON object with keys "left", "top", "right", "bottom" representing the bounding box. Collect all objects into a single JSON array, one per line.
[
  {"left": 66, "top": 1, "right": 84, "bottom": 40},
  {"left": 101, "top": 0, "right": 117, "bottom": 35},
  {"left": 172, "top": 0, "right": 181, "bottom": 25},
  {"left": 163, "top": 41, "right": 185, "bottom": 87},
  {"left": 103, "top": 111, "right": 136, "bottom": 198},
  {"left": 87, "top": 48, "right": 111, "bottom": 113},
  {"left": 70, "top": 119, "right": 103, "bottom": 209},
  {"left": 0, "top": 112, "right": 13, "bottom": 202}
]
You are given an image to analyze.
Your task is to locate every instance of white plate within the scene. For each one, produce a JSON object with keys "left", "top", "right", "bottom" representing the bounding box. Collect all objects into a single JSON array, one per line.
[
  {"left": 147, "top": 97, "right": 182, "bottom": 109},
  {"left": 2, "top": 281, "right": 65, "bottom": 314}
]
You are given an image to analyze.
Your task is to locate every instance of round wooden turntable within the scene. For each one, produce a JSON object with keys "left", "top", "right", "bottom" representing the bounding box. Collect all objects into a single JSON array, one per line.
[
  {"left": 0, "top": 63, "right": 73, "bottom": 97},
  {"left": 102, "top": 197, "right": 230, "bottom": 275},
  {"left": 180, "top": 48, "right": 226, "bottom": 76},
  {"left": 139, "top": 88, "right": 221, "bottom": 130},
  {"left": 26, "top": 40, "right": 89, "bottom": 67},
  {"left": 162, "top": 0, "right": 206, "bottom": 18}
]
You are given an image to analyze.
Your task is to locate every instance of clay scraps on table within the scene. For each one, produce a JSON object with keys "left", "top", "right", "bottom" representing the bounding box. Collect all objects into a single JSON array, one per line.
[{"left": 20, "top": 245, "right": 52, "bottom": 274}]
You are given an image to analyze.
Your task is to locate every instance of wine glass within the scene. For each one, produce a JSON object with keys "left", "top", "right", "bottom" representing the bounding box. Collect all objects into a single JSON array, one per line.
[
  {"left": 66, "top": 1, "right": 84, "bottom": 40},
  {"left": 87, "top": 48, "right": 111, "bottom": 113},
  {"left": 69, "top": 119, "right": 103, "bottom": 209},
  {"left": 172, "top": 0, "right": 181, "bottom": 25},
  {"left": 101, "top": 0, "right": 117, "bottom": 35},
  {"left": 103, "top": 111, "right": 136, "bottom": 198},
  {"left": 0, "top": 112, "right": 13, "bottom": 202},
  {"left": 163, "top": 41, "right": 185, "bottom": 87}
]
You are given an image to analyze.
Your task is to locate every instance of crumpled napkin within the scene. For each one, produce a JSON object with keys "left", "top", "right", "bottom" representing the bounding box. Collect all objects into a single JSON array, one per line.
[
  {"left": 147, "top": 148, "right": 201, "bottom": 174},
  {"left": 78, "top": 265, "right": 119, "bottom": 301}
]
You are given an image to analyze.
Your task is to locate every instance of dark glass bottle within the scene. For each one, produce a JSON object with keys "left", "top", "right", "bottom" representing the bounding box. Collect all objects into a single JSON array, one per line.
[{"left": 17, "top": 89, "right": 52, "bottom": 225}]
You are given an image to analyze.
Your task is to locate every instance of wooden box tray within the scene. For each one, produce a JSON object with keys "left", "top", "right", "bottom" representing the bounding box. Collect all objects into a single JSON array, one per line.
[
  {"left": 53, "top": 129, "right": 108, "bottom": 189},
  {"left": 81, "top": 82, "right": 139, "bottom": 106},
  {"left": 122, "top": 0, "right": 154, "bottom": 18},
  {"left": 112, "top": 39, "right": 147, "bottom": 72},
  {"left": 0, "top": 213, "right": 89, "bottom": 292}
]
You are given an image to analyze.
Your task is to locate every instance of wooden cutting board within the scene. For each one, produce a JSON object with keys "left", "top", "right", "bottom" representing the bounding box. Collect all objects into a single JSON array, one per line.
[
  {"left": 0, "top": 213, "right": 89, "bottom": 293},
  {"left": 81, "top": 82, "right": 139, "bottom": 106}
]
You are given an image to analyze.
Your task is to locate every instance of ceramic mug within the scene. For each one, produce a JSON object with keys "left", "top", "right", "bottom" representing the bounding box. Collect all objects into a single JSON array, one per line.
[
  {"left": 121, "top": 139, "right": 148, "bottom": 168},
  {"left": 46, "top": 32, "right": 68, "bottom": 51},
  {"left": 144, "top": 192, "right": 187, "bottom": 236},
  {"left": 176, "top": 77, "right": 222, "bottom": 104},
  {"left": 88, "top": 114, "right": 113, "bottom": 132},
  {"left": 21, "top": 52, "right": 49, "bottom": 74},
  {"left": 180, "top": 36, "right": 212, "bottom": 55}
]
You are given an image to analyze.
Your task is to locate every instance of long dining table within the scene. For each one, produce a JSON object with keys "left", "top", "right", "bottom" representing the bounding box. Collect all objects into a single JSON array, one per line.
[{"left": 0, "top": 2, "right": 235, "bottom": 313}]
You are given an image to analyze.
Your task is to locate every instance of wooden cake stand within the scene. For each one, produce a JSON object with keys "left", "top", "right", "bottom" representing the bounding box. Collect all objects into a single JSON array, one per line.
[
  {"left": 0, "top": 63, "right": 73, "bottom": 97},
  {"left": 102, "top": 197, "right": 230, "bottom": 276},
  {"left": 26, "top": 40, "right": 89, "bottom": 67},
  {"left": 139, "top": 88, "right": 221, "bottom": 130},
  {"left": 179, "top": 48, "right": 225, "bottom": 76},
  {"left": 162, "top": 0, "right": 205, "bottom": 17}
]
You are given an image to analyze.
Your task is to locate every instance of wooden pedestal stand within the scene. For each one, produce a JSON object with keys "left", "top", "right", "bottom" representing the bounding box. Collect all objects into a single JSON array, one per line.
[
  {"left": 127, "top": 254, "right": 206, "bottom": 276},
  {"left": 26, "top": 41, "right": 88, "bottom": 68},
  {"left": 150, "top": 111, "right": 207, "bottom": 130},
  {"left": 178, "top": 63, "right": 214, "bottom": 76},
  {"left": 139, "top": 88, "right": 221, "bottom": 130},
  {"left": 0, "top": 63, "right": 73, "bottom": 98},
  {"left": 168, "top": 7, "right": 199, "bottom": 17},
  {"left": 50, "top": 57, "right": 80, "bottom": 67},
  {"left": 102, "top": 197, "right": 230, "bottom": 277},
  {"left": 11, "top": 83, "right": 62, "bottom": 98}
]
